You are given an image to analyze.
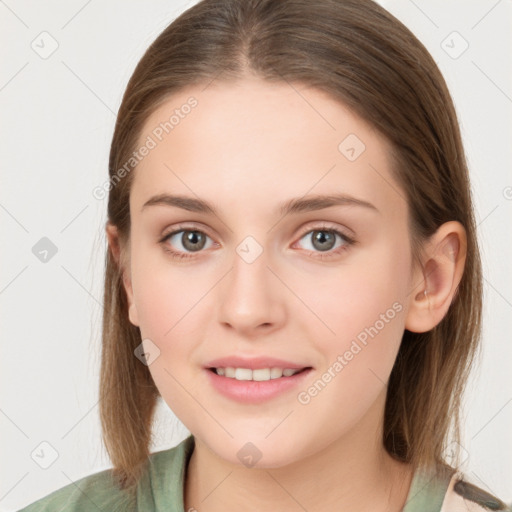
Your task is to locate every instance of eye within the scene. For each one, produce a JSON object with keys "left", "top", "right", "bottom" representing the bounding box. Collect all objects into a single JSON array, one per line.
[
  {"left": 159, "top": 223, "right": 356, "bottom": 261},
  {"left": 294, "top": 225, "right": 356, "bottom": 260},
  {"left": 159, "top": 226, "right": 215, "bottom": 260}
]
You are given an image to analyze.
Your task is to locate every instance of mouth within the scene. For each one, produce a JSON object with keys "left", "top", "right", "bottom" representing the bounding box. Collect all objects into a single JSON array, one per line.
[{"left": 204, "top": 366, "right": 314, "bottom": 403}]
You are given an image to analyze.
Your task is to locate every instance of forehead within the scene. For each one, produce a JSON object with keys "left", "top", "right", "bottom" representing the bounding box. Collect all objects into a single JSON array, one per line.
[{"left": 130, "top": 77, "right": 405, "bottom": 219}]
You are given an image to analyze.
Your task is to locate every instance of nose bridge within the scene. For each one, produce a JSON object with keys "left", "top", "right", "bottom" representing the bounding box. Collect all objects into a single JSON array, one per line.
[
  {"left": 229, "top": 233, "right": 273, "bottom": 302},
  {"left": 217, "top": 233, "right": 283, "bottom": 330}
]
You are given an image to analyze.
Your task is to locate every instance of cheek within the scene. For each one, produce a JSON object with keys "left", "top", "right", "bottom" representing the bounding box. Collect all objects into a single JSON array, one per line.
[
  {"left": 301, "top": 242, "right": 409, "bottom": 397},
  {"left": 130, "top": 244, "right": 216, "bottom": 365},
  {"left": 130, "top": 239, "right": 205, "bottom": 336},
  {"left": 131, "top": 255, "right": 207, "bottom": 417},
  {"left": 301, "top": 241, "right": 409, "bottom": 343}
]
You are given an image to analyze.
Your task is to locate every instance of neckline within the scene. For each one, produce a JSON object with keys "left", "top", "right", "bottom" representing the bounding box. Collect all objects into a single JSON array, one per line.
[
  {"left": 178, "top": 436, "right": 454, "bottom": 512},
  {"left": 402, "top": 464, "right": 455, "bottom": 512}
]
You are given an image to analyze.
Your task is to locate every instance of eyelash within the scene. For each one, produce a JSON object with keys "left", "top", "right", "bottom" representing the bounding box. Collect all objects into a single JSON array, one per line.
[{"left": 159, "top": 223, "right": 356, "bottom": 262}]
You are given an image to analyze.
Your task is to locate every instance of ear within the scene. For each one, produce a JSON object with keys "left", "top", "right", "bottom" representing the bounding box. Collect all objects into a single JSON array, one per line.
[
  {"left": 105, "top": 222, "right": 140, "bottom": 327},
  {"left": 405, "top": 221, "right": 467, "bottom": 333}
]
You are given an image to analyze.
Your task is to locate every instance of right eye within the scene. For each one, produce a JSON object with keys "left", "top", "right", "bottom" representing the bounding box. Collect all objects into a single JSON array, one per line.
[{"left": 160, "top": 227, "right": 216, "bottom": 260}]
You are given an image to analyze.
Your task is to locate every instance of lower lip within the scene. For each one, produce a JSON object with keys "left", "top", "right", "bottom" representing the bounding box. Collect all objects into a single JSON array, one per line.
[{"left": 204, "top": 368, "right": 313, "bottom": 404}]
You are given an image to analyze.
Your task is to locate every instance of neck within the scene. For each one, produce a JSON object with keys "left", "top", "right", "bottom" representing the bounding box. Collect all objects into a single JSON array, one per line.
[{"left": 184, "top": 389, "right": 414, "bottom": 512}]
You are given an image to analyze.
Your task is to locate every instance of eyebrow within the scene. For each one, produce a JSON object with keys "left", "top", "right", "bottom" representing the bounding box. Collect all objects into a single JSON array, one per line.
[{"left": 141, "top": 192, "right": 379, "bottom": 216}]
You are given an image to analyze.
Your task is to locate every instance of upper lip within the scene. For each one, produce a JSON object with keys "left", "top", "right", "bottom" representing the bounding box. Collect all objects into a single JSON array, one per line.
[{"left": 204, "top": 356, "right": 312, "bottom": 370}]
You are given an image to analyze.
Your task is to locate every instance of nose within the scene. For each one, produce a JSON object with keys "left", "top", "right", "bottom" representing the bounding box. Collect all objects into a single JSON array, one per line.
[{"left": 217, "top": 242, "right": 286, "bottom": 336}]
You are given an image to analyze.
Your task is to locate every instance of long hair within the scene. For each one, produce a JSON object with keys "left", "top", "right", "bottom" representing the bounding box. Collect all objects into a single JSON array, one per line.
[{"left": 100, "top": 0, "right": 483, "bottom": 492}]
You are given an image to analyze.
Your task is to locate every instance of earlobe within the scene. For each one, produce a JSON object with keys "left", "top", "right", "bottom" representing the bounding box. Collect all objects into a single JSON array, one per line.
[
  {"left": 122, "top": 271, "right": 139, "bottom": 326},
  {"left": 405, "top": 221, "right": 467, "bottom": 333},
  {"left": 128, "top": 302, "right": 140, "bottom": 327},
  {"left": 121, "top": 263, "right": 140, "bottom": 327}
]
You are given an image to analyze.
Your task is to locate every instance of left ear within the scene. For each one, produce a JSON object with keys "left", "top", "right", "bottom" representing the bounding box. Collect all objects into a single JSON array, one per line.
[{"left": 405, "top": 221, "right": 467, "bottom": 333}]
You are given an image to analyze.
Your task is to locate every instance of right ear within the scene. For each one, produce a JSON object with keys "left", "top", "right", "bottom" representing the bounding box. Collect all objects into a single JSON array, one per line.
[{"left": 105, "top": 222, "right": 140, "bottom": 327}]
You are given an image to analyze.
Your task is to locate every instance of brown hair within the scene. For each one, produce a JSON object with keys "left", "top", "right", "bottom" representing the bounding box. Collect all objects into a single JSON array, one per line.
[{"left": 101, "top": 0, "right": 483, "bottom": 494}]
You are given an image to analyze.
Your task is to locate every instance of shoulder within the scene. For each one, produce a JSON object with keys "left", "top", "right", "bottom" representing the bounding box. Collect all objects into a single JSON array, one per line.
[
  {"left": 17, "top": 435, "right": 195, "bottom": 512},
  {"left": 16, "top": 466, "right": 136, "bottom": 512},
  {"left": 440, "top": 472, "right": 511, "bottom": 512}
]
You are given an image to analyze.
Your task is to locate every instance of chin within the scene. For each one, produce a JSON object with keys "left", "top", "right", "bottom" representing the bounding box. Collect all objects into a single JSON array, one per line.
[{"left": 202, "top": 432, "right": 307, "bottom": 470}]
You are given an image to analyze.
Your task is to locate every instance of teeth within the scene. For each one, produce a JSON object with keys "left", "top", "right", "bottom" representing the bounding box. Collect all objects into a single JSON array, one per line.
[{"left": 213, "top": 367, "right": 303, "bottom": 381}]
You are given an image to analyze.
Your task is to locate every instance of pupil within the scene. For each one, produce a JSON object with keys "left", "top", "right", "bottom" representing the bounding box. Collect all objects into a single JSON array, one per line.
[{"left": 313, "top": 230, "right": 335, "bottom": 251}]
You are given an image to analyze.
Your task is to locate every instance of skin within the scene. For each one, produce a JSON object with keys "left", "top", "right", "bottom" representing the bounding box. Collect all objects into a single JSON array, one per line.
[{"left": 107, "top": 75, "right": 467, "bottom": 511}]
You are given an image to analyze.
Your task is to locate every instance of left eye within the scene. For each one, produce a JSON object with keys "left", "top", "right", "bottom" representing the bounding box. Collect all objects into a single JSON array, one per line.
[{"left": 294, "top": 228, "right": 354, "bottom": 256}]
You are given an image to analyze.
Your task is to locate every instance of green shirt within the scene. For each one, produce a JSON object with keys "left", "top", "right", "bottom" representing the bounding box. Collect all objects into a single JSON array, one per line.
[{"left": 17, "top": 435, "right": 510, "bottom": 511}]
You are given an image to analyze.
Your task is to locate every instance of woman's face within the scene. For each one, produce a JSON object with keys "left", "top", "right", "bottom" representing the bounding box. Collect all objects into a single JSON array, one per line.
[{"left": 123, "top": 77, "right": 418, "bottom": 467}]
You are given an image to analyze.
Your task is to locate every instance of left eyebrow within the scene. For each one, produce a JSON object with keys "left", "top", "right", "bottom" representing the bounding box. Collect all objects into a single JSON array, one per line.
[
  {"left": 278, "top": 193, "right": 379, "bottom": 216},
  {"left": 141, "top": 192, "right": 379, "bottom": 216}
]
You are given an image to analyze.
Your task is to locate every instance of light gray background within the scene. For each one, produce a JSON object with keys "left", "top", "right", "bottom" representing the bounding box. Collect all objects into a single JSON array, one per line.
[{"left": 1, "top": 1, "right": 511, "bottom": 510}]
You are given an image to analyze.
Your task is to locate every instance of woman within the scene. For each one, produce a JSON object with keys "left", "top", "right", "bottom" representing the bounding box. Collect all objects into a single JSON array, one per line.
[{"left": 18, "top": 0, "right": 510, "bottom": 510}]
